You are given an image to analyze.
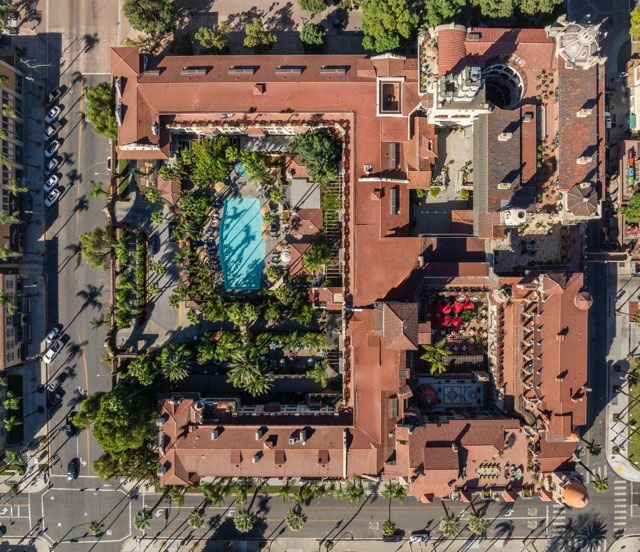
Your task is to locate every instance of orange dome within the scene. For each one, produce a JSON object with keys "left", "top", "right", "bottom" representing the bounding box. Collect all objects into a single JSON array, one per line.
[
  {"left": 574, "top": 291, "right": 593, "bottom": 311},
  {"left": 562, "top": 481, "right": 589, "bottom": 508}
]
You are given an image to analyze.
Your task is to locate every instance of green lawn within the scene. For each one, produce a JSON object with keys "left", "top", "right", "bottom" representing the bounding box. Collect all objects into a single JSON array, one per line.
[{"left": 626, "top": 382, "right": 640, "bottom": 464}]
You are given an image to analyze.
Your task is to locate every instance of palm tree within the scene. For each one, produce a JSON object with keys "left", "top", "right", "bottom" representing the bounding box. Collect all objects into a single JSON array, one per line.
[
  {"left": 306, "top": 360, "right": 330, "bottom": 388},
  {"left": 275, "top": 480, "right": 293, "bottom": 503},
  {"left": 420, "top": 338, "right": 450, "bottom": 375},
  {"left": 90, "top": 314, "right": 106, "bottom": 329},
  {"left": 345, "top": 479, "right": 365, "bottom": 504},
  {"left": 188, "top": 510, "right": 204, "bottom": 529},
  {"left": 0, "top": 375, "right": 7, "bottom": 387},
  {"left": 439, "top": 514, "right": 460, "bottom": 538},
  {"left": 0, "top": 152, "right": 11, "bottom": 170},
  {"left": 134, "top": 509, "right": 151, "bottom": 533},
  {"left": 381, "top": 481, "right": 407, "bottom": 520},
  {"left": 244, "top": 370, "right": 275, "bottom": 397},
  {"left": 0, "top": 245, "right": 20, "bottom": 261},
  {"left": 159, "top": 343, "right": 191, "bottom": 382},
  {"left": 583, "top": 440, "right": 602, "bottom": 456},
  {"left": 8, "top": 481, "right": 19, "bottom": 497},
  {"left": 285, "top": 506, "right": 307, "bottom": 532},
  {"left": 89, "top": 520, "right": 104, "bottom": 536},
  {"left": 233, "top": 510, "right": 255, "bottom": 533},
  {"left": 0, "top": 211, "right": 20, "bottom": 225},
  {"left": 234, "top": 479, "right": 253, "bottom": 505},
  {"left": 467, "top": 512, "right": 489, "bottom": 536},
  {"left": 144, "top": 187, "right": 162, "bottom": 203},
  {"left": 4, "top": 391, "right": 20, "bottom": 411},
  {"left": 0, "top": 292, "right": 15, "bottom": 314},
  {"left": 303, "top": 243, "right": 331, "bottom": 272},
  {"left": 2, "top": 103, "right": 16, "bottom": 119},
  {"left": 89, "top": 181, "right": 107, "bottom": 198},
  {"left": 593, "top": 474, "right": 609, "bottom": 493},
  {"left": 5, "top": 180, "right": 27, "bottom": 196},
  {"left": 382, "top": 519, "right": 396, "bottom": 537},
  {"left": 3, "top": 415, "right": 21, "bottom": 432},
  {"left": 202, "top": 480, "right": 231, "bottom": 506}
]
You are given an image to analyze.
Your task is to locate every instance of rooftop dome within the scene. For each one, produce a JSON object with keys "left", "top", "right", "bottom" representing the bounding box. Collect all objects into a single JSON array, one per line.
[
  {"left": 567, "top": 183, "right": 598, "bottom": 218},
  {"left": 546, "top": 17, "right": 604, "bottom": 70},
  {"left": 562, "top": 481, "right": 590, "bottom": 509},
  {"left": 574, "top": 291, "right": 593, "bottom": 311}
]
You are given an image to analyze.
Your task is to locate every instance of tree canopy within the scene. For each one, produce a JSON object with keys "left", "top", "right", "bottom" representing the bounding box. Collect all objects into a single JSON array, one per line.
[
  {"left": 423, "top": 0, "right": 465, "bottom": 27},
  {"left": 290, "top": 128, "right": 341, "bottom": 186},
  {"left": 243, "top": 17, "right": 277, "bottom": 51},
  {"left": 361, "top": 0, "right": 420, "bottom": 53},
  {"left": 123, "top": 0, "right": 177, "bottom": 35},
  {"left": 632, "top": 7, "right": 640, "bottom": 41},
  {"left": 298, "top": 0, "right": 327, "bottom": 13},
  {"left": 79, "top": 226, "right": 115, "bottom": 270},
  {"left": 195, "top": 23, "right": 231, "bottom": 52},
  {"left": 184, "top": 137, "right": 236, "bottom": 186},
  {"left": 73, "top": 385, "right": 155, "bottom": 453},
  {"left": 85, "top": 82, "right": 117, "bottom": 140},
  {"left": 300, "top": 23, "right": 327, "bottom": 45}
]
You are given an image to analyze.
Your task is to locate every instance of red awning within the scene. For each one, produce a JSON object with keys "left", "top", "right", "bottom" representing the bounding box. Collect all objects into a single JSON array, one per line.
[
  {"left": 443, "top": 316, "right": 453, "bottom": 327},
  {"left": 453, "top": 301, "right": 464, "bottom": 313},
  {"left": 442, "top": 303, "right": 453, "bottom": 314},
  {"left": 452, "top": 317, "right": 462, "bottom": 327},
  {"left": 463, "top": 300, "right": 475, "bottom": 310}
]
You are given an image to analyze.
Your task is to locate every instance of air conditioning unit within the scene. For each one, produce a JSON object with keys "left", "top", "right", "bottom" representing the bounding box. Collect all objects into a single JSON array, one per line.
[
  {"left": 211, "top": 429, "right": 220, "bottom": 440},
  {"left": 288, "top": 437, "right": 297, "bottom": 445},
  {"left": 157, "top": 465, "right": 167, "bottom": 476},
  {"left": 155, "top": 417, "right": 166, "bottom": 427},
  {"left": 253, "top": 453, "right": 261, "bottom": 464}
]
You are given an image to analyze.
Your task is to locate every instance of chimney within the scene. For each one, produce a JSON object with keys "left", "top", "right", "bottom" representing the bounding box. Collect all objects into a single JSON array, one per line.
[
  {"left": 253, "top": 453, "right": 261, "bottom": 463},
  {"left": 451, "top": 443, "right": 458, "bottom": 452},
  {"left": 256, "top": 428, "right": 265, "bottom": 441},
  {"left": 555, "top": 375, "right": 564, "bottom": 382},
  {"left": 300, "top": 429, "right": 307, "bottom": 445},
  {"left": 556, "top": 333, "right": 565, "bottom": 342},
  {"left": 211, "top": 429, "right": 220, "bottom": 440},
  {"left": 498, "top": 132, "right": 513, "bottom": 141},
  {"left": 577, "top": 156, "right": 593, "bottom": 165}
]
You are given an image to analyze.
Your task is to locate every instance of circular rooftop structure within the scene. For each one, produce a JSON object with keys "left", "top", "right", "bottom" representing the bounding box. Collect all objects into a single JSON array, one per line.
[
  {"left": 558, "top": 23, "right": 599, "bottom": 66},
  {"left": 567, "top": 183, "right": 598, "bottom": 218},
  {"left": 562, "top": 481, "right": 590, "bottom": 509},
  {"left": 574, "top": 291, "right": 593, "bottom": 311},
  {"left": 482, "top": 64, "right": 524, "bottom": 110}
]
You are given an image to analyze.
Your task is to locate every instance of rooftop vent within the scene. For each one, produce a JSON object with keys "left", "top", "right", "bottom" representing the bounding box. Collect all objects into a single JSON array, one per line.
[
  {"left": 212, "top": 429, "right": 220, "bottom": 440},
  {"left": 256, "top": 428, "right": 265, "bottom": 441},
  {"left": 180, "top": 66, "right": 209, "bottom": 75},
  {"left": 155, "top": 416, "right": 166, "bottom": 427},
  {"left": 320, "top": 66, "right": 349, "bottom": 74},
  {"left": 157, "top": 465, "right": 167, "bottom": 476},
  {"left": 498, "top": 182, "right": 511, "bottom": 190},
  {"left": 276, "top": 66, "right": 305, "bottom": 74},
  {"left": 252, "top": 453, "right": 261, "bottom": 464},
  {"left": 364, "top": 164, "right": 373, "bottom": 175},
  {"left": 523, "top": 112, "right": 534, "bottom": 123},
  {"left": 288, "top": 435, "right": 298, "bottom": 445},
  {"left": 228, "top": 66, "right": 258, "bottom": 74},
  {"left": 151, "top": 122, "right": 158, "bottom": 136},
  {"left": 577, "top": 108, "right": 593, "bottom": 118},
  {"left": 143, "top": 68, "right": 161, "bottom": 76},
  {"left": 498, "top": 132, "right": 513, "bottom": 142},
  {"left": 577, "top": 156, "right": 593, "bottom": 165},
  {"left": 300, "top": 429, "right": 307, "bottom": 445},
  {"left": 467, "top": 32, "right": 481, "bottom": 41}
]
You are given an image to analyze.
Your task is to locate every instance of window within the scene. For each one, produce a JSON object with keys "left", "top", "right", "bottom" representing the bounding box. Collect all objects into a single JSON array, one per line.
[
  {"left": 6, "top": 328, "right": 12, "bottom": 338},
  {"left": 276, "top": 66, "right": 305, "bottom": 74},
  {"left": 5, "top": 280, "right": 12, "bottom": 289},
  {"left": 228, "top": 66, "right": 258, "bottom": 74},
  {"left": 6, "top": 352, "right": 14, "bottom": 362},
  {"left": 6, "top": 340, "right": 13, "bottom": 350},
  {"left": 320, "top": 66, "right": 349, "bottom": 74}
]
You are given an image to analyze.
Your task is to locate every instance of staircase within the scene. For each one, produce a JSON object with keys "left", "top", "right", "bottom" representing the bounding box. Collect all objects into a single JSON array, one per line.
[{"left": 323, "top": 177, "right": 343, "bottom": 285}]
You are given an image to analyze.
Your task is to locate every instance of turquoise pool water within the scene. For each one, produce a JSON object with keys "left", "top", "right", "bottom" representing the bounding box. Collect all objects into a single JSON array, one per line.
[
  {"left": 220, "top": 198, "right": 265, "bottom": 290},
  {"left": 233, "top": 162, "right": 247, "bottom": 177}
]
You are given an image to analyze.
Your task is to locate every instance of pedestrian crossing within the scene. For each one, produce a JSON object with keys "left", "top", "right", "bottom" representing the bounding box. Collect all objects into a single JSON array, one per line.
[
  {"left": 613, "top": 477, "right": 628, "bottom": 530},
  {"left": 551, "top": 503, "right": 567, "bottom": 535}
]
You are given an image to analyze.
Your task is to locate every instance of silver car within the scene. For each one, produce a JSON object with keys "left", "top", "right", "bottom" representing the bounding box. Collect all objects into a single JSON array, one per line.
[{"left": 43, "top": 339, "right": 63, "bottom": 364}]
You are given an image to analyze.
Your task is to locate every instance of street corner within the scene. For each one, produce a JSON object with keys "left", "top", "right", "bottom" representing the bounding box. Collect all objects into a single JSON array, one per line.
[{"left": 40, "top": 487, "right": 131, "bottom": 546}]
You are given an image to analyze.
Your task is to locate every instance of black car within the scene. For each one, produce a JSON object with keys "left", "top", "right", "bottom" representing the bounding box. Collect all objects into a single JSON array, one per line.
[
  {"left": 64, "top": 415, "right": 76, "bottom": 438},
  {"left": 168, "top": 221, "right": 178, "bottom": 242},
  {"left": 67, "top": 458, "right": 79, "bottom": 480},
  {"left": 150, "top": 235, "right": 160, "bottom": 255},
  {"left": 46, "top": 85, "right": 67, "bottom": 107}
]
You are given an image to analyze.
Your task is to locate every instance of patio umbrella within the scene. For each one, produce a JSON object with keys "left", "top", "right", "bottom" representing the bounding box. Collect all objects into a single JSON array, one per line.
[
  {"left": 452, "top": 317, "right": 462, "bottom": 327},
  {"left": 442, "top": 303, "right": 453, "bottom": 314},
  {"left": 443, "top": 315, "right": 453, "bottom": 327},
  {"left": 463, "top": 299, "right": 475, "bottom": 310},
  {"left": 453, "top": 301, "right": 464, "bottom": 313},
  {"left": 436, "top": 302, "right": 446, "bottom": 313}
]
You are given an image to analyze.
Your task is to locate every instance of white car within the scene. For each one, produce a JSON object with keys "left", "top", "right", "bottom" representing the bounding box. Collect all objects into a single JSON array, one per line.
[
  {"left": 409, "top": 530, "right": 431, "bottom": 543},
  {"left": 44, "top": 323, "right": 63, "bottom": 346},
  {"left": 46, "top": 157, "right": 61, "bottom": 173},
  {"left": 44, "top": 174, "right": 59, "bottom": 193},
  {"left": 45, "top": 105, "right": 61, "bottom": 124},
  {"left": 44, "top": 188, "right": 60, "bottom": 207},
  {"left": 43, "top": 339, "right": 63, "bottom": 364},
  {"left": 45, "top": 139, "right": 61, "bottom": 158},
  {"left": 45, "top": 377, "right": 61, "bottom": 393}
]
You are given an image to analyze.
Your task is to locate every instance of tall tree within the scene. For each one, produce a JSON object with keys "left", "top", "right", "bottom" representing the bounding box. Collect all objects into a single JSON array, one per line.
[
  {"left": 123, "top": 0, "right": 177, "bottom": 35},
  {"left": 471, "top": 0, "right": 514, "bottom": 18},
  {"left": 195, "top": 23, "right": 231, "bottom": 52},
  {"left": 420, "top": 338, "right": 449, "bottom": 375},
  {"left": 518, "top": 0, "right": 562, "bottom": 13},
  {"left": 423, "top": 0, "right": 465, "bottom": 27},
  {"left": 633, "top": 7, "right": 640, "bottom": 41},
  {"left": 0, "top": 292, "right": 15, "bottom": 314},
  {"left": 188, "top": 510, "right": 204, "bottom": 528},
  {"left": 285, "top": 505, "right": 307, "bottom": 531},
  {"left": 303, "top": 243, "right": 331, "bottom": 272},
  {"left": 5, "top": 180, "right": 28, "bottom": 196},
  {"left": 0, "top": 245, "right": 20, "bottom": 261},
  {"left": 298, "top": 0, "right": 327, "bottom": 13},
  {"left": 467, "top": 512, "right": 489, "bottom": 536},
  {"left": 0, "top": 211, "right": 20, "bottom": 225},
  {"left": 243, "top": 17, "right": 277, "bottom": 51},
  {"left": 159, "top": 342, "right": 192, "bottom": 382},
  {"left": 3, "top": 415, "right": 21, "bottom": 432},
  {"left": 134, "top": 509, "right": 151, "bottom": 533},
  {"left": 233, "top": 510, "right": 256, "bottom": 533},
  {"left": 439, "top": 514, "right": 460, "bottom": 538},
  {"left": 89, "top": 520, "right": 104, "bottom": 536},
  {"left": 300, "top": 23, "right": 327, "bottom": 46},
  {"left": 79, "top": 226, "right": 115, "bottom": 270},
  {"left": 361, "top": 0, "right": 420, "bottom": 53},
  {"left": 593, "top": 474, "right": 609, "bottom": 493},
  {"left": 290, "top": 129, "right": 341, "bottom": 186},
  {"left": 85, "top": 82, "right": 117, "bottom": 140},
  {"left": 3, "top": 391, "right": 20, "bottom": 411}
]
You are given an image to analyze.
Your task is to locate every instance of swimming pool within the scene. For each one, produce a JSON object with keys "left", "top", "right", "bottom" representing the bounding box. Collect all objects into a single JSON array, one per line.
[
  {"left": 233, "top": 162, "right": 247, "bottom": 177},
  {"left": 219, "top": 198, "right": 265, "bottom": 290}
]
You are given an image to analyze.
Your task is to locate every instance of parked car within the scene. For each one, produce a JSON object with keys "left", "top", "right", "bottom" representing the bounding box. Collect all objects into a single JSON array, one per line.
[
  {"left": 44, "top": 188, "right": 61, "bottom": 207},
  {"left": 45, "top": 105, "right": 61, "bottom": 124},
  {"left": 67, "top": 458, "right": 79, "bottom": 480},
  {"left": 168, "top": 221, "right": 178, "bottom": 242},
  {"left": 46, "top": 85, "right": 67, "bottom": 106},
  {"left": 46, "top": 377, "right": 61, "bottom": 393},
  {"left": 45, "top": 139, "right": 61, "bottom": 158},
  {"left": 106, "top": 156, "right": 112, "bottom": 172},
  {"left": 44, "top": 323, "right": 63, "bottom": 345},
  {"left": 46, "top": 157, "right": 61, "bottom": 173},
  {"left": 43, "top": 120, "right": 62, "bottom": 140},
  {"left": 43, "top": 174, "right": 59, "bottom": 193},
  {"left": 150, "top": 235, "right": 160, "bottom": 255},
  {"left": 43, "top": 338, "right": 63, "bottom": 364},
  {"left": 604, "top": 111, "right": 612, "bottom": 129},
  {"left": 409, "top": 530, "right": 431, "bottom": 543},
  {"left": 64, "top": 415, "right": 76, "bottom": 438}
]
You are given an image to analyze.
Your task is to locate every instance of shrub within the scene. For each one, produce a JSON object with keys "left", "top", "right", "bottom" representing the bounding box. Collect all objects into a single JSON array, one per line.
[
  {"left": 298, "top": 0, "right": 327, "bottom": 12},
  {"left": 429, "top": 187, "right": 440, "bottom": 197},
  {"left": 290, "top": 129, "right": 342, "bottom": 186},
  {"left": 300, "top": 23, "right": 327, "bottom": 45}
]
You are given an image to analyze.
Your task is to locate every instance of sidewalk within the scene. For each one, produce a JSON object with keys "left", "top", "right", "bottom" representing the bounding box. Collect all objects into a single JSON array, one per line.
[
  {"left": 606, "top": 265, "right": 640, "bottom": 481},
  {"left": 121, "top": 536, "right": 560, "bottom": 552}
]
